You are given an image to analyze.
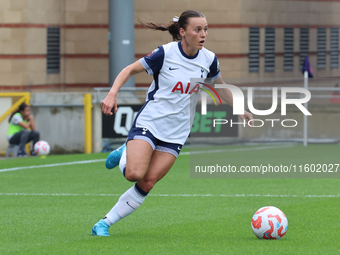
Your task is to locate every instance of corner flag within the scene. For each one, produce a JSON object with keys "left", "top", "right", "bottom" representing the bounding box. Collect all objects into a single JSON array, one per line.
[{"left": 302, "top": 56, "right": 313, "bottom": 78}]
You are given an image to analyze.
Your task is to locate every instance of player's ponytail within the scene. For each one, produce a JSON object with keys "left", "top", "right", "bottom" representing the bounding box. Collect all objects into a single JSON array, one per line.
[
  {"left": 138, "top": 10, "right": 205, "bottom": 41},
  {"left": 138, "top": 19, "right": 181, "bottom": 41}
]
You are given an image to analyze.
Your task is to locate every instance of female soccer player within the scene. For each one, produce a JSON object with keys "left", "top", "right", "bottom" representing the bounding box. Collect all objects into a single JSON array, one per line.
[
  {"left": 92, "top": 10, "right": 253, "bottom": 236},
  {"left": 7, "top": 103, "right": 40, "bottom": 156}
]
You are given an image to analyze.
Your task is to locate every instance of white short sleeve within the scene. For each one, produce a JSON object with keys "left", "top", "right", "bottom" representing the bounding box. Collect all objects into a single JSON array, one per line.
[{"left": 11, "top": 114, "right": 23, "bottom": 125}]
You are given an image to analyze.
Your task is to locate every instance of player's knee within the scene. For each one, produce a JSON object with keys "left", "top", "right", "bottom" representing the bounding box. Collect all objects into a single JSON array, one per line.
[
  {"left": 125, "top": 170, "right": 144, "bottom": 182},
  {"left": 22, "top": 129, "right": 29, "bottom": 134},
  {"left": 32, "top": 130, "right": 40, "bottom": 138}
]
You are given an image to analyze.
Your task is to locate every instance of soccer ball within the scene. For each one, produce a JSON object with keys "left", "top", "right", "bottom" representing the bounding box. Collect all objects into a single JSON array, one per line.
[
  {"left": 251, "top": 206, "right": 288, "bottom": 239},
  {"left": 34, "top": 140, "right": 50, "bottom": 156}
]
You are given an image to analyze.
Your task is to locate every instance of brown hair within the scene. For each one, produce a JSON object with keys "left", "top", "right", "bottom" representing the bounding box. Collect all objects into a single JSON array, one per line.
[{"left": 138, "top": 10, "right": 205, "bottom": 41}]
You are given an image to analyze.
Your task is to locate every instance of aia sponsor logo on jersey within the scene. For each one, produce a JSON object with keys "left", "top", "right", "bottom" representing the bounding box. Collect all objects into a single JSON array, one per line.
[
  {"left": 171, "top": 82, "right": 200, "bottom": 94},
  {"left": 171, "top": 81, "right": 223, "bottom": 108}
]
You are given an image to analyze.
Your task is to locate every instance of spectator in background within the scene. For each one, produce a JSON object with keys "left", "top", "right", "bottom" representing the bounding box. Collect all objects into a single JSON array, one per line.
[{"left": 7, "top": 103, "right": 40, "bottom": 156}]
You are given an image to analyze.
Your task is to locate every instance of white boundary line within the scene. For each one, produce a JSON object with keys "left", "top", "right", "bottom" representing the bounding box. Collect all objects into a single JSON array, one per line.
[
  {"left": 0, "top": 145, "right": 294, "bottom": 173},
  {"left": 0, "top": 159, "right": 105, "bottom": 173},
  {"left": 0, "top": 193, "right": 338, "bottom": 198}
]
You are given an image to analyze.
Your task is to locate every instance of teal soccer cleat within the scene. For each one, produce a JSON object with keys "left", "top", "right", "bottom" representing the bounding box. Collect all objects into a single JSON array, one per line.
[
  {"left": 91, "top": 219, "right": 110, "bottom": 236},
  {"left": 105, "top": 143, "right": 126, "bottom": 169}
]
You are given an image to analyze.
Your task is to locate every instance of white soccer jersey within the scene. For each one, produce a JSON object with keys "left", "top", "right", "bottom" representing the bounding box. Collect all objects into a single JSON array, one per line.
[{"left": 136, "top": 41, "right": 220, "bottom": 145}]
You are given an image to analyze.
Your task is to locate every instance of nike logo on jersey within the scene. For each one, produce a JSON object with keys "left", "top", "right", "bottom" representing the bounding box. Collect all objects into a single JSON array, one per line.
[
  {"left": 177, "top": 146, "right": 182, "bottom": 150},
  {"left": 169, "top": 67, "right": 179, "bottom": 70}
]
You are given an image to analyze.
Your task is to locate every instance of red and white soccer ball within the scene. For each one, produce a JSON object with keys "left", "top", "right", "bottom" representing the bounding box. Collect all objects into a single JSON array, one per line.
[
  {"left": 251, "top": 206, "right": 288, "bottom": 240},
  {"left": 34, "top": 140, "right": 50, "bottom": 156}
]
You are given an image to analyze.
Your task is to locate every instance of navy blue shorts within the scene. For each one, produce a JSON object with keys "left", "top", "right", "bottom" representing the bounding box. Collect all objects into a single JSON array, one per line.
[{"left": 127, "top": 127, "right": 182, "bottom": 158}]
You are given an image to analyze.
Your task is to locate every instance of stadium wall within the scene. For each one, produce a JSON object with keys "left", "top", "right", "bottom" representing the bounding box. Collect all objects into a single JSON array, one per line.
[
  {"left": 238, "top": 104, "right": 340, "bottom": 142},
  {"left": 29, "top": 93, "right": 340, "bottom": 153},
  {"left": 29, "top": 93, "right": 86, "bottom": 154}
]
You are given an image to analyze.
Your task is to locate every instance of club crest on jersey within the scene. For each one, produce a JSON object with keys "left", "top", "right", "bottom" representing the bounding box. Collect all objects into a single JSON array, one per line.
[{"left": 171, "top": 82, "right": 200, "bottom": 94}]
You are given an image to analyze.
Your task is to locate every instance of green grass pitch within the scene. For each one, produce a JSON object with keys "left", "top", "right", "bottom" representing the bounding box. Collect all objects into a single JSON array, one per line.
[{"left": 0, "top": 144, "right": 339, "bottom": 254}]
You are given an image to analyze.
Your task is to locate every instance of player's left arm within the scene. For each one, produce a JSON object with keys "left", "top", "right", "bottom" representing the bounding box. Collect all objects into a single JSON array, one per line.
[{"left": 213, "top": 75, "right": 254, "bottom": 127}]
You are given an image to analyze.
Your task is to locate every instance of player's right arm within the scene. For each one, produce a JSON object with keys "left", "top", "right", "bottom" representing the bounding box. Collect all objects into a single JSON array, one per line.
[
  {"left": 17, "top": 120, "right": 31, "bottom": 129},
  {"left": 102, "top": 60, "right": 145, "bottom": 116}
]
